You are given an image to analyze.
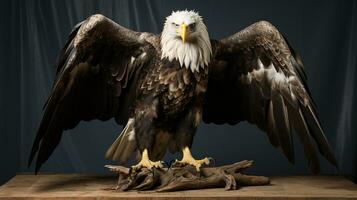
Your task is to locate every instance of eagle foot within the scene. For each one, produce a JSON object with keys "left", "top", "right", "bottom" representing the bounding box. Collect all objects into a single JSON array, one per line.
[
  {"left": 131, "top": 160, "right": 164, "bottom": 172},
  {"left": 171, "top": 157, "right": 210, "bottom": 171},
  {"left": 171, "top": 146, "right": 211, "bottom": 171},
  {"left": 131, "top": 149, "right": 164, "bottom": 172}
]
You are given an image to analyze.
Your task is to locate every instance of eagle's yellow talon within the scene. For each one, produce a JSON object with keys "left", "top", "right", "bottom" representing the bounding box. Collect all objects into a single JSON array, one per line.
[
  {"left": 132, "top": 149, "right": 163, "bottom": 171},
  {"left": 174, "top": 146, "right": 210, "bottom": 171}
]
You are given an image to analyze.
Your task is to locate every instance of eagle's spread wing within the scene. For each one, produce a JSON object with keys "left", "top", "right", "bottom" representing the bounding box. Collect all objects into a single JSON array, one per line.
[
  {"left": 204, "top": 21, "right": 337, "bottom": 173},
  {"left": 28, "top": 14, "right": 156, "bottom": 172}
]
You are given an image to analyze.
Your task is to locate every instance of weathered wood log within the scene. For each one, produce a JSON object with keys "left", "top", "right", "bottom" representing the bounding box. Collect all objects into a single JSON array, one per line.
[{"left": 105, "top": 160, "right": 270, "bottom": 192}]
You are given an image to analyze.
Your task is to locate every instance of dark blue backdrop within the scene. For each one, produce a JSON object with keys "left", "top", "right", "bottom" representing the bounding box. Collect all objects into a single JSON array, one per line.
[{"left": 1, "top": 0, "right": 356, "bottom": 185}]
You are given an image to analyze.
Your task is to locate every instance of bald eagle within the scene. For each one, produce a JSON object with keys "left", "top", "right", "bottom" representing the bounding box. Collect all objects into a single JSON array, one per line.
[{"left": 29, "top": 10, "right": 337, "bottom": 173}]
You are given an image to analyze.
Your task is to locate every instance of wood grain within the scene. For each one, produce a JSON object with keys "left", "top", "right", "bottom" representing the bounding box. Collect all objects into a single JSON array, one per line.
[
  {"left": 1, "top": 174, "right": 357, "bottom": 199},
  {"left": 106, "top": 160, "right": 270, "bottom": 191}
]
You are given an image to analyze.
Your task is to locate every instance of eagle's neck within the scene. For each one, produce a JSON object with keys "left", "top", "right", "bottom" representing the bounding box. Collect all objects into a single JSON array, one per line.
[{"left": 160, "top": 36, "right": 212, "bottom": 73}]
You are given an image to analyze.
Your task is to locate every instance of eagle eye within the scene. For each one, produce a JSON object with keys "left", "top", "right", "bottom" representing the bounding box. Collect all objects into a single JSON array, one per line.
[
  {"left": 172, "top": 22, "right": 179, "bottom": 27},
  {"left": 189, "top": 23, "right": 196, "bottom": 30}
]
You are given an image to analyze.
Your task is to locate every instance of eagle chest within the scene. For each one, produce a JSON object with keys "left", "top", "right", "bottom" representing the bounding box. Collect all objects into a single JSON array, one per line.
[{"left": 159, "top": 66, "right": 208, "bottom": 116}]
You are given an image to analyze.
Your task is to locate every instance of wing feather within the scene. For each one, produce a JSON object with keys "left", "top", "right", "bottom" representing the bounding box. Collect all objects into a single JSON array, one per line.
[
  {"left": 272, "top": 92, "right": 294, "bottom": 163},
  {"left": 288, "top": 103, "right": 320, "bottom": 173}
]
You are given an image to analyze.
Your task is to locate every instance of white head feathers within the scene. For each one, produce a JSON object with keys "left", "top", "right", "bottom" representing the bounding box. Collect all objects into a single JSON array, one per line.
[{"left": 161, "top": 10, "right": 212, "bottom": 72}]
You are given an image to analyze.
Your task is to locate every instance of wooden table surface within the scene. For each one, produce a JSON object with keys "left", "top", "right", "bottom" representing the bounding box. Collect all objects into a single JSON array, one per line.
[{"left": 0, "top": 174, "right": 356, "bottom": 199}]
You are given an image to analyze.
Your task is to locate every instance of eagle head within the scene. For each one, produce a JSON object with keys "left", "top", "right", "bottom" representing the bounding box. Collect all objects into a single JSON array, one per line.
[{"left": 161, "top": 10, "right": 212, "bottom": 72}]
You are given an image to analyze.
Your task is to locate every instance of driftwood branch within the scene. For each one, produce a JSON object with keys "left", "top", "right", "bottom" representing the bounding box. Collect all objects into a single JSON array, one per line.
[{"left": 105, "top": 160, "right": 269, "bottom": 192}]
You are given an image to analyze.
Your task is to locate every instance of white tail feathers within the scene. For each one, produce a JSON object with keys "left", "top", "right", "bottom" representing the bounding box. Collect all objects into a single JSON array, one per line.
[{"left": 105, "top": 118, "right": 137, "bottom": 163}]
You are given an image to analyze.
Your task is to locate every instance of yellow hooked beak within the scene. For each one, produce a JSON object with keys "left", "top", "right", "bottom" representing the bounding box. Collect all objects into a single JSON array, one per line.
[{"left": 180, "top": 23, "right": 187, "bottom": 43}]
